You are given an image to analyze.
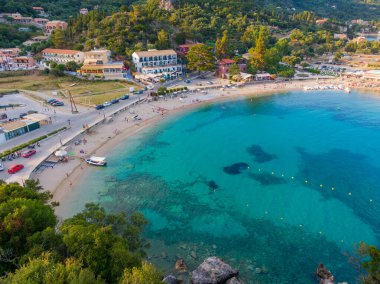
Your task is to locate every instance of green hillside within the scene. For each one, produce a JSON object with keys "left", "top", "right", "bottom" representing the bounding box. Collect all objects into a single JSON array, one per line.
[{"left": 0, "top": 0, "right": 379, "bottom": 20}]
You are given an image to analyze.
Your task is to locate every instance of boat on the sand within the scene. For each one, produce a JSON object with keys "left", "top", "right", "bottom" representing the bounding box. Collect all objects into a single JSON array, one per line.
[{"left": 85, "top": 156, "right": 107, "bottom": 166}]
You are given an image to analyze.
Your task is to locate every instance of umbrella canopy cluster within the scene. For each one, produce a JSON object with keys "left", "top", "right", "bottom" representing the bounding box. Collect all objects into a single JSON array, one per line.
[{"left": 55, "top": 150, "right": 67, "bottom": 157}]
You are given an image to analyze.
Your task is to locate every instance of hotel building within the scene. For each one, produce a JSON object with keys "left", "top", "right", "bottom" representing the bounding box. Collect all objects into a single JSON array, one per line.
[
  {"left": 42, "top": 48, "right": 84, "bottom": 64},
  {"left": 132, "top": 49, "right": 182, "bottom": 79}
]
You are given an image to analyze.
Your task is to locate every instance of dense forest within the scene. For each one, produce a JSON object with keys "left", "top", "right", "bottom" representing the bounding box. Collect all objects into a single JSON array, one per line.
[{"left": 0, "top": 0, "right": 379, "bottom": 20}]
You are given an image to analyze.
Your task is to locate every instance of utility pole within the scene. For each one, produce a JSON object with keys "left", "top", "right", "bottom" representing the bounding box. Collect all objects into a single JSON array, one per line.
[{"left": 66, "top": 90, "right": 78, "bottom": 114}]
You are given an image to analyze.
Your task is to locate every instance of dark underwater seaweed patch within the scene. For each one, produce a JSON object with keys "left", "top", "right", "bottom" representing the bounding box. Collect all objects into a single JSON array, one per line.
[
  {"left": 296, "top": 147, "right": 380, "bottom": 239},
  {"left": 248, "top": 172, "right": 287, "bottom": 186},
  {"left": 246, "top": 145, "right": 277, "bottom": 163},
  {"left": 223, "top": 162, "right": 250, "bottom": 175}
]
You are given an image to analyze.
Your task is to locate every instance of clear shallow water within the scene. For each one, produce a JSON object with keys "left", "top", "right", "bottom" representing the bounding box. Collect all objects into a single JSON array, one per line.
[{"left": 58, "top": 90, "right": 380, "bottom": 283}]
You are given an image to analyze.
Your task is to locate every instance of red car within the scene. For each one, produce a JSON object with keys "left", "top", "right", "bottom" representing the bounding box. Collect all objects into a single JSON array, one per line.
[
  {"left": 22, "top": 149, "right": 36, "bottom": 158},
  {"left": 8, "top": 164, "right": 24, "bottom": 174}
]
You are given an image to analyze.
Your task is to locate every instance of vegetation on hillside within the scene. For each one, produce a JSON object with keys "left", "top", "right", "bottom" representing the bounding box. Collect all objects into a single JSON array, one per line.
[
  {"left": 0, "top": 180, "right": 163, "bottom": 283},
  {"left": 0, "top": 23, "right": 42, "bottom": 48},
  {"left": 1, "top": 0, "right": 379, "bottom": 20}
]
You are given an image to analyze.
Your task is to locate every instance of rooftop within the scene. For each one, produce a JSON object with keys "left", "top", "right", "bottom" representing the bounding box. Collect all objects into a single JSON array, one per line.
[
  {"left": 219, "top": 59, "right": 236, "bottom": 64},
  {"left": 134, "top": 49, "right": 177, "bottom": 57},
  {"left": 23, "top": 113, "right": 50, "bottom": 121},
  {"left": 42, "top": 48, "right": 81, "bottom": 55},
  {"left": 46, "top": 20, "right": 67, "bottom": 24},
  {"left": 365, "top": 70, "right": 380, "bottom": 75},
  {"left": 0, "top": 120, "right": 27, "bottom": 132}
]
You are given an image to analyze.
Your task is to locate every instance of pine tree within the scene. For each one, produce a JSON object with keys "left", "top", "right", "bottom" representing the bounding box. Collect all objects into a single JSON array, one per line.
[
  {"left": 51, "top": 29, "right": 65, "bottom": 49},
  {"left": 215, "top": 30, "right": 229, "bottom": 59},
  {"left": 186, "top": 44, "right": 216, "bottom": 73},
  {"left": 156, "top": 29, "right": 169, "bottom": 49},
  {"left": 249, "top": 29, "right": 266, "bottom": 71}
]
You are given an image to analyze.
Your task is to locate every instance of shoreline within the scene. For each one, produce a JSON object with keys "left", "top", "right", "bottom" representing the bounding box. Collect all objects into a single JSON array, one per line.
[{"left": 30, "top": 78, "right": 368, "bottom": 209}]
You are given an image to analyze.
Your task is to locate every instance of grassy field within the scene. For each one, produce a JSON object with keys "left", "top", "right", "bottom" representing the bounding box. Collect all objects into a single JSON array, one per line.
[
  {"left": 75, "top": 90, "right": 129, "bottom": 105},
  {"left": 0, "top": 73, "right": 140, "bottom": 106}
]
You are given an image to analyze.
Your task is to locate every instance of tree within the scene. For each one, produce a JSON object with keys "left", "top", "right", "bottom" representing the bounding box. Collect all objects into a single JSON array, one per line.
[
  {"left": 1, "top": 253, "right": 104, "bottom": 284},
  {"left": 156, "top": 29, "right": 169, "bottom": 50},
  {"left": 241, "top": 25, "right": 259, "bottom": 48},
  {"left": 60, "top": 203, "right": 147, "bottom": 283},
  {"left": 186, "top": 44, "right": 216, "bottom": 73},
  {"left": 51, "top": 29, "right": 65, "bottom": 49},
  {"left": 228, "top": 63, "right": 241, "bottom": 77},
  {"left": 65, "top": 61, "right": 81, "bottom": 72},
  {"left": 289, "top": 29, "right": 304, "bottom": 42},
  {"left": 215, "top": 30, "right": 229, "bottom": 59},
  {"left": 249, "top": 28, "right": 267, "bottom": 71},
  {"left": 119, "top": 262, "right": 163, "bottom": 284},
  {"left": 278, "top": 68, "right": 295, "bottom": 78},
  {"left": 264, "top": 47, "right": 281, "bottom": 72},
  {"left": 0, "top": 181, "right": 57, "bottom": 275},
  {"left": 274, "top": 38, "right": 290, "bottom": 57},
  {"left": 281, "top": 55, "right": 301, "bottom": 67},
  {"left": 334, "top": 51, "right": 343, "bottom": 62},
  {"left": 157, "top": 86, "right": 167, "bottom": 95}
]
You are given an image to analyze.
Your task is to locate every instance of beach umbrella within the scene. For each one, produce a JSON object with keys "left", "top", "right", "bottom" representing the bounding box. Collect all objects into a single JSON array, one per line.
[{"left": 55, "top": 150, "right": 67, "bottom": 157}]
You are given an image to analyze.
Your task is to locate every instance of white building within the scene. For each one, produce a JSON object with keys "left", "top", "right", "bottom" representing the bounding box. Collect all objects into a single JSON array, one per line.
[
  {"left": 363, "top": 70, "right": 380, "bottom": 80},
  {"left": 42, "top": 48, "right": 84, "bottom": 64},
  {"left": 80, "top": 8, "right": 89, "bottom": 14},
  {"left": 132, "top": 49, "right": 182, "bottom": 79}
]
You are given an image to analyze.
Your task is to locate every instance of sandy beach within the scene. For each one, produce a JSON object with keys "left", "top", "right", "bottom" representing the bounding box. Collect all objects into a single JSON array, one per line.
[{"left": 30, "top": 77, "right": 368, "bottom": 206}]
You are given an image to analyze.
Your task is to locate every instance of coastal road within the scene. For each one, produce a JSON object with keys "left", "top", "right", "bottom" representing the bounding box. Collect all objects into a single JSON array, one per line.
[{"left": 0, "top": 93, "right": 145, "bottom": 184}]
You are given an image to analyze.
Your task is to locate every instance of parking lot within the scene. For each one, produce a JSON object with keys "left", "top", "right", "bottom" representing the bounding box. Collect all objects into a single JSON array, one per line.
[{"left": 0, "top": 92, "right": 78, "bottom": 123}]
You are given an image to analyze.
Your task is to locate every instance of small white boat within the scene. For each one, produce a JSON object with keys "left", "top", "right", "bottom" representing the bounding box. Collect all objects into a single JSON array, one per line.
[
  {"left": 344, "top": 87, "right": 351, "bottom": 93},
  {"left": 86, "top": 156, "right": 107, "bottom": 166}
]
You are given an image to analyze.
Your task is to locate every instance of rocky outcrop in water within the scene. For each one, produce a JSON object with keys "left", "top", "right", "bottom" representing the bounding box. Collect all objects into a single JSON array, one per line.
[
  {"left": 316, "top": 263, "right": 348, "bottom": 284},
  {"left": 191, "top": 257, "right": 243, "bottom": 284},
  {"left": 175, "top": 258, "right": 188, "bottom": 273},
  {"left": 316, "top": 263, "right": 334, "bottom": 284},
  {"left": 163, "top": 275, "right": 179, "bottom": 284}
]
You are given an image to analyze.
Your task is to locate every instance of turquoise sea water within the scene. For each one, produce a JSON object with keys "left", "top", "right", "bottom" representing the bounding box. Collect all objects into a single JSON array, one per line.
[{"left": 58, "top": 90, "right": 380, "bottom": 283}]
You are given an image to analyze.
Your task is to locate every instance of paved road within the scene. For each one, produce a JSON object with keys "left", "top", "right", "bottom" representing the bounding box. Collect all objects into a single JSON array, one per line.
[{"left": 0, "top": 93, "right": 145, "bottom": 184}]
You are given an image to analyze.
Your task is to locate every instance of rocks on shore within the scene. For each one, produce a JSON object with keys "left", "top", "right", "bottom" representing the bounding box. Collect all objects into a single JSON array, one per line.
[{"left": 191, "top": 257, "right": 243, "bottom": 284}]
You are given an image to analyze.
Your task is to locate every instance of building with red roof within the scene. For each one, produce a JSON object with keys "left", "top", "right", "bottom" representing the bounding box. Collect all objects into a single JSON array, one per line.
[
  {"left": 42, "top": 48, "right": 84, "bottom": 64},
  {"left": 217, "top": 59, "right": 247, "bottom": 78}
]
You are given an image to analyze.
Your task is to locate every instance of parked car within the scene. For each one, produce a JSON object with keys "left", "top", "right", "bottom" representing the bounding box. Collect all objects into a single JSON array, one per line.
[
  {"left": 103, "top": 101, "right": 112, "bottom": 107},
  {"left": 0, "top": 163, "right": 4, "bottom": 171},
  {"left": 51, "top": 101, "right": 64, "bottom": 106},
  {"left": 8, "top": 164, "right": 24, "bottom": 174},
  {"left": 95, "top": 104, "right": 105, "bottom": 110},
  {"left": 47, "top": 99, "right": 57, "bottom": 104},
  {"left": 22, "top": 149, "right": 36, "bottom": 158},
  {"left": 27, "top": 110, "right": 38, "bottom": 114},
  {"left": 111, "top": 99, "right": 119, "bottom": 104},
  {"left": 19, "top": 113, "right": 28, "bottom": 118},
  {"left": 120, "top": 94, "right": 129, "bottom": 100},
  {"left": 136, "top": 90, "right": 144, "bottom": 94},
  {"left": 185, "top": 79, "right": 191, "bottom": 83},
  {"left": 207, "top": 81, "right": 214, "bottom": 85}
]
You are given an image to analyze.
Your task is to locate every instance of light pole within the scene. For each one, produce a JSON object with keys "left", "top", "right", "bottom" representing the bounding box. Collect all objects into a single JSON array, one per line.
[{"left": 58, "top": 134, "right": 63, "bottom": 146}]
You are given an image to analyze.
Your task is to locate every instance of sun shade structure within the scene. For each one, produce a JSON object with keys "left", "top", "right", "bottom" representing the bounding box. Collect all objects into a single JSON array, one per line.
[{"left": 55, "top": 150, "right": 68, "bottom": 157}]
